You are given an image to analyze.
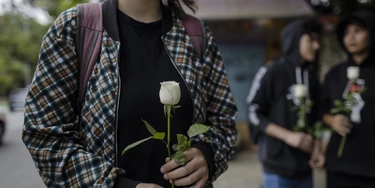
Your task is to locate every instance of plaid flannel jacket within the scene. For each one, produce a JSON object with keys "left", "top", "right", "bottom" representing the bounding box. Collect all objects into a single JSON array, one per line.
[{"left": 22, "top": 3, "right": 237, "bottom": 187}]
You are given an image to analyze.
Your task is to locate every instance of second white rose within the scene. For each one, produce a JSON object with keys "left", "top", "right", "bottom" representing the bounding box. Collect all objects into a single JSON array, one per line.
[
  {"left": 159, "top": 81, "right": 181, "bottom": 105},
  {"left": 347, "top": 66, "right": 359, "bottom": 81},
  {"left": 294, "top": 84, "right": 307, "bottom": 99}
]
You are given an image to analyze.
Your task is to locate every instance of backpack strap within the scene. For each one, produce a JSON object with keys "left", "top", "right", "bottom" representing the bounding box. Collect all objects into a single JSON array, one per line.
[
  {"left": 76, "top": 3, "right": 103, "bottom": 110},
  {"left": 180, "top": 14, "right": 207, "bottom": 61}
]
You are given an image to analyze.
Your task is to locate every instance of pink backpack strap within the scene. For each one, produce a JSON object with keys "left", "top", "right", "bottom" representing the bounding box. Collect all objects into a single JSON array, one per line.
[
  {"left": 181, "top": 14, "right": 207, "bottom": 61},
  {"left": 76, "top": 3, "right": 103, "bottom": 110}
]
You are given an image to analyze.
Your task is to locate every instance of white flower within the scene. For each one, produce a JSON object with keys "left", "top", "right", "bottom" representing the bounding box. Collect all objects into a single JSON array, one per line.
[
  {"left": 159, "top": 81, "right": 181, "bottom": 105},
  {"left": 294, "top": 84, "right": 307, "bottom": 98},
  {"left": 347, "top": 66, "right": 359, "bottom": 81}
]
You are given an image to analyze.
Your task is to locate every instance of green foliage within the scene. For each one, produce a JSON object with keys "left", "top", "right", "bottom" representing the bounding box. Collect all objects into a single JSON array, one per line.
[
  {"left": 142, "top": 119, "right": 157, "bottom": 135},
  {"left": 0, "top": 1, "right": 89, "bottom": 96},
  {"left": 152, "top": 132, "right": 166, "bottom": 140},
  {"left": 31, "top": 0, "right": 89, "bottom": 19},
  {"left": 293, "top": 100, "right": 313, "bottom": 133},
  {"left": 0, "top": 14, "right": 46, "bottom": 94},
  {"left": 172, "top": 124, "right": 209, "bottom": 165},
  {"left": 187, "top": 124, "right": 210, "bottom": 138},
  {"left": 121, "top": 137, "right": 153, "bottom": 155},
  {"left": 122, "top": 119, "right": 210, "bottom": 166}
]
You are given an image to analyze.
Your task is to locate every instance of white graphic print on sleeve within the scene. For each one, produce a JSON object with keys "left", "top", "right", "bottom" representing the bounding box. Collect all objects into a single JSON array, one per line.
[{"left": 247, "top": 67, "right": 268, "bottom": 126}]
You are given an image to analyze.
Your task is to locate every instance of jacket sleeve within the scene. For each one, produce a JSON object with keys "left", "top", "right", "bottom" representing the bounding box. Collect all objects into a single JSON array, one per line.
[
  {"left": 246, "top": 66, "right": 273, "bottom": 132},
  {"left": 21, "top": 7, "right": 123, "bottom": 187},
  {"left": 189, "top": 23, "right": 238, "bottom": 182}
]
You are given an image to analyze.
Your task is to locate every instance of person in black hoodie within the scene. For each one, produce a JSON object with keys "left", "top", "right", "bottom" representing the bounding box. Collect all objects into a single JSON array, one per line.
[
  {"left": 319, "top": 10, "right": 375, "bottom": 187},
  {"left": 247, "top": 19, "right": 322, "bottom": 188}
]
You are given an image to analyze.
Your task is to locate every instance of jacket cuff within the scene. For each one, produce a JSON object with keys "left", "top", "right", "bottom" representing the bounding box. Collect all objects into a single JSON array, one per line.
[
  {"left": 192, "top": 142, "right": 215, "bottom": 180},
  {"left": 114, "top": 175, "right": 141, "bottom": 188},
  {"left": 259, "top": 118, "right": 272, "bottom": 132}
]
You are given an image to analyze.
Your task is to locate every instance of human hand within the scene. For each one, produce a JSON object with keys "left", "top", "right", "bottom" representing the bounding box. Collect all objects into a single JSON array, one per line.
[
  {"left": 331, "top": 114, "right": 351, "bottom": 136},
  {"left": 284, "top": 132, "right": 313, "bottom": 153},
  {"left": 309, "top": 141, "right": 325, "bottom": 168},
  {"left": 160, "top": 147, "right": 209, "bottom": 188},
  {"left": 135, "top": 183, "right": 163, "bottom": 188}
]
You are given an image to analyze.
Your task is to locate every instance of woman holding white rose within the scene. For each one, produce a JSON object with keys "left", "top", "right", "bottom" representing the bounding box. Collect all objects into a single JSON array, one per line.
[
  {"left": 22, "top": 0, "right": 238, "bottom": 187},
  {"left": 320, "top": 10, "right": 375, "bottom": 187},
  {"left": 246, "top": 19, "right": 322, "bottom": 188}
]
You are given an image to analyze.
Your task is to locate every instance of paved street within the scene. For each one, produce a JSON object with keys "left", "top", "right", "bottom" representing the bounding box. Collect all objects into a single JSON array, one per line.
[
  {"left": 0, "top": 111, "right": 45, "bottom": 188},
  {"left": 0, "top": 111, "right": 326, "bottom": 188}
]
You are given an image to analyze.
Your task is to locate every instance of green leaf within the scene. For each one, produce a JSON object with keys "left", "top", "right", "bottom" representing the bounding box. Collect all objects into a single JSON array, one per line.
[
  {"left": 293, "top": 126, "right": 301, "bottom": 132},
  {"left": 297, "top": 118, "right": 305, "bottom": 128},
  {"left": 164, "top": 105, "right": 167, "bottom": 117},
  {"left": 172, "top": 144, "right": 181, "bottom": 152},
  {"left": 343, "top": 108, "right": 351, "bottom": 113},
  {"left": 330, "top": 108, "right": 342, "bottom": 114},
  {"left": 187, "top": 124, "right": 210, "bottom": 138},
  {"left": 359, "top": 87, "right": 367, "bottom": 93},
  {"left": 186, "top": 140, "right": 191, "bottom": 150},
  {"left": 177, "top": 134, "right": 188, "bottom": 145},
  {"left": 141, "top": 119, "right": 156, "bottom": 136},
  {"left": 315, "top": 131, "right": 323, "bottom": 138},
  {"left": 165, "top": 105, "right": 172, "bottom": 117},
  {"left": 122, "top": 137, "right": 152, "bottom": 155},
  {"left": 173, "top": 151, "right": 186, "bottom": 166},
  {"left": 314, "top": 121, "right": 323, "bottom": 130},
  {"left": 307, "top": 101, "right": 314, "bottom": 109},
  {"left": 334, "top": 100, "right": 344, "bottom": 107},
  {"left": 347, "top": 94, "right": 354, "bottom": 101},
  {"left": 152, "top": 132, "right": 165, "bottom": 140}
]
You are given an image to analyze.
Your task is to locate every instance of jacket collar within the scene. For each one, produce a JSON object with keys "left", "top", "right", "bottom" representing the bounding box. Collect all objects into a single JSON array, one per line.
[{"left": 102, "top": 0, "right": 173, "bottom": 42}]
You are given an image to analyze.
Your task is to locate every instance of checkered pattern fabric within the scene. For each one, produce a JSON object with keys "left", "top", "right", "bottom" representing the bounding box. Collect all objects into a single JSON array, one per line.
[{"left": 22, "top": 5, "right": 237, "bottom": 187}]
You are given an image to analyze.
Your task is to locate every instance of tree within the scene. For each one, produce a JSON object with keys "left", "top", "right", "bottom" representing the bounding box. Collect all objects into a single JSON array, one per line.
[
  {"left": 0, "top": 0, "right": 88, "bottom": 96},
  {"left": 29, "top": 0, "right": 88, "bottom": 19}
]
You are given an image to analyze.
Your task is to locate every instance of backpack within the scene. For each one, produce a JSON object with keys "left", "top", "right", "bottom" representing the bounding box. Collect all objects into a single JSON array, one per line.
[{"left": 75, "top": 3, "right": 207, "bottom": 110}]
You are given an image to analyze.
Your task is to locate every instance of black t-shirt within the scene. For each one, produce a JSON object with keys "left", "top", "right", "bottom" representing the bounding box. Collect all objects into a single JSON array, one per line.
[{"left": 116, "top": 9, "right": 194, "bottom": 187}]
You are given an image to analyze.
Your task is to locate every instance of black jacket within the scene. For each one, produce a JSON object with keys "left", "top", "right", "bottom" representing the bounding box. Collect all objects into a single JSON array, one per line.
[
  {"left": 322, "top": 10, "right": 375, "bottom": 178},
  {"left": 247, "top": 20, "right": 320, "bottom": 178}
]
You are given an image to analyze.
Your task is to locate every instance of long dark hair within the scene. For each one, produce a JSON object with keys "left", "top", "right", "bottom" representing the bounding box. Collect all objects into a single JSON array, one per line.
[{"left": 162, "top": 0, "right": 197, "bottom": 15}]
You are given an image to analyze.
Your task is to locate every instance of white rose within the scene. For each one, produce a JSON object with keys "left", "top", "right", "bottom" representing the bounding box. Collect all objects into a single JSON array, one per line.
[
  {"left": 159, "top": 81, "right": 181, "bottom": 105},
  {"left": 294, "top": 84, "right": 307, "bottom": 98},
  {"left": 347, "top": 66, "right": 359, "bottom": 81}
]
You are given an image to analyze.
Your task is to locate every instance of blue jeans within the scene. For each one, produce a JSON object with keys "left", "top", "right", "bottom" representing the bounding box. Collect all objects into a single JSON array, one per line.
[{"left": 263, "top": 173, "right": 313, "bottom": 188}]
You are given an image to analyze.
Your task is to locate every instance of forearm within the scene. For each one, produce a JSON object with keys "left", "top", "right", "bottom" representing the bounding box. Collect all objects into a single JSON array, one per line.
[
  {"left": 22, "top": 125, "right": 121, "bottom": 187},
  {"left": 264, "top": 123, "right": 291, "bottom": 142}
]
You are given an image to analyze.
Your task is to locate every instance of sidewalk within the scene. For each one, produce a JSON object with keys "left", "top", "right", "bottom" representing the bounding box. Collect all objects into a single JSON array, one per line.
[{"left": 213, "top": 149, "right": 326, "bottom": 188}]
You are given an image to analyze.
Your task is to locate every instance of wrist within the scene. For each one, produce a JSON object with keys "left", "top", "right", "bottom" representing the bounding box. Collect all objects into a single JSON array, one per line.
[
  {"left": 323, "top": 114, "right": 334, "bottom": 128},
  {"left": 282, "top": 130, "right": 292, "bottom": 143}
]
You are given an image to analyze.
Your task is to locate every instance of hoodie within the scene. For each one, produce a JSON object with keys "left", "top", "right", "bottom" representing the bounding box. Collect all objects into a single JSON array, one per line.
[
  {"left": 247, "top": 20, "right": 320, "bottom": 178},
  {"left": 322, "top": 10, "right": 375, "bottom": 178}
]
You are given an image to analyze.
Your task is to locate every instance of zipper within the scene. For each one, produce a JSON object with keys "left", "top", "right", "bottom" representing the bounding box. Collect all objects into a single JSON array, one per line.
[
  {"left": 114, "top": 44, "right": 121, "bottom": 167},
  {"left": 161, "top": 37, "right": 195, "bottom": 124}
]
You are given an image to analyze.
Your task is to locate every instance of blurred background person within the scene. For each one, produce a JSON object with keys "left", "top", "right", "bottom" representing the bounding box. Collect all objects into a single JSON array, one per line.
[
  {"left": 320, "top": 10, "right": 375, "bottom": 188},
  {"left": 246, "top": 19, "right": 322, "bottom": 188}
]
